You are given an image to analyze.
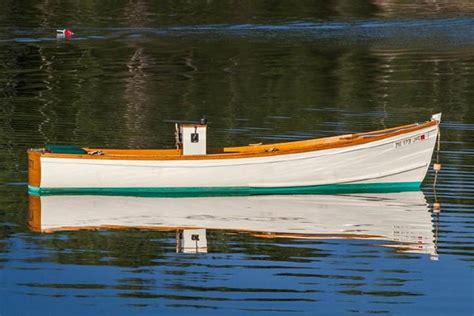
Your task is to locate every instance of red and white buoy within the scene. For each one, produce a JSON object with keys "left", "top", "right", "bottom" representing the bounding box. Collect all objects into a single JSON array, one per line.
[{"left": 56, "top": 29, "right": 74, "bottom": 38}]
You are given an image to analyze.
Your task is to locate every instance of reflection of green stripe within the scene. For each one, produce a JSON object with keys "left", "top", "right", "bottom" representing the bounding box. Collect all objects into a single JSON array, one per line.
[{"left": 28, "top": 182, "right": 421, "bottom": 197}]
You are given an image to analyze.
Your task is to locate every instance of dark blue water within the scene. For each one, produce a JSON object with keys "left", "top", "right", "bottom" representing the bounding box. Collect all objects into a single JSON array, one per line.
[{"left": 0, "top": 1, "right": 473, "bottom": 315}]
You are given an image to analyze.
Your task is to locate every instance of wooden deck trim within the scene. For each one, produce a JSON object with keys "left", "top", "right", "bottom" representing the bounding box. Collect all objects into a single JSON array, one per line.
[{"left": 33, "top": 120, "right": 437, "bottom": 161}]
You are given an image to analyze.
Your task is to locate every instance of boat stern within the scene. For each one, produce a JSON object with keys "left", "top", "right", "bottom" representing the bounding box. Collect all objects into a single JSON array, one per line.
[{"left": 28, "top": 148, "right": 42, "bottom": 189}]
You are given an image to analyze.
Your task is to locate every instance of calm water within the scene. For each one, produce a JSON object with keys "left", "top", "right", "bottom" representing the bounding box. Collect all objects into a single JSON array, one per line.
[{"left": 1, "top": 1, "right": 473, "bottom": 315}]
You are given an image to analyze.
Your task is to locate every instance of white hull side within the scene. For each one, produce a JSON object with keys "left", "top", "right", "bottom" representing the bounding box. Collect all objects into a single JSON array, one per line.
[{"left": 40, "top": 125, "right": 438, "bottom": 188}]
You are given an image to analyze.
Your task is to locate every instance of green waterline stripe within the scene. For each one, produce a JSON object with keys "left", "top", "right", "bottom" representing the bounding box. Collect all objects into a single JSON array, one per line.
[{"left": 28, "top": 182, "right": 421, "bottom": 197}]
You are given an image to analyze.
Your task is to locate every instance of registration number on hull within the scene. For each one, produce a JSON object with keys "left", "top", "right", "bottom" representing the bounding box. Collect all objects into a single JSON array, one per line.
[{"left": 395, "top": 134, "right": 427, "bottom": 149}]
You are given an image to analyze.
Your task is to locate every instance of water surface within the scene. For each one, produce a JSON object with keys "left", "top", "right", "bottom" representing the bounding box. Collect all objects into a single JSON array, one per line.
[{"left": 0, "top": 1, "right": 473, "bottom": 315}]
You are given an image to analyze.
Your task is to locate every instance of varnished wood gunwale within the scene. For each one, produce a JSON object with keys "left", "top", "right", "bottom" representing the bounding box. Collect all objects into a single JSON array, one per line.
[{"left": 32, "top": 120, "right": 437, "bottom": 161}]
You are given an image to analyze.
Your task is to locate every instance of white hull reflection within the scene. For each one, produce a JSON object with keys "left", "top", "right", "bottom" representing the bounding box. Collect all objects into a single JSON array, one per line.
[{"left": 28, "top": 192, "right": 438, "bottom": 257}]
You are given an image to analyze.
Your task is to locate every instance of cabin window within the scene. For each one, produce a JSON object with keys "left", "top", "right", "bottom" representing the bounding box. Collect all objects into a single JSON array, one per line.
[{"left": 191, "top": 133, "right": 199, "bottom": 143}]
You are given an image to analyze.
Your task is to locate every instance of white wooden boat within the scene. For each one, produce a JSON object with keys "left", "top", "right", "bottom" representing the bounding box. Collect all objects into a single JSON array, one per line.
[
  {"left": 28, "top": 192, "right": 438, "bottom": 256},
  {"left": 27, "top": 113, "right": 441, "bottom": 196}
]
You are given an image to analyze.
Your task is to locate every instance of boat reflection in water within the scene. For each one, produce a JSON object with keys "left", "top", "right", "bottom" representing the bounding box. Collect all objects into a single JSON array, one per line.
[{"left": 28, "top": 192, "right": 439, "bottom": 258}]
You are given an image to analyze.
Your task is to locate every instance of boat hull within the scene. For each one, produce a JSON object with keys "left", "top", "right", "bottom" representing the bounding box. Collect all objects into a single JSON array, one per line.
[
  {"left": 29, "top": 115, "right": 439, "bottom": 197},
  {"left": 28, "top": 119, "right": 440, "bottom": 197}
]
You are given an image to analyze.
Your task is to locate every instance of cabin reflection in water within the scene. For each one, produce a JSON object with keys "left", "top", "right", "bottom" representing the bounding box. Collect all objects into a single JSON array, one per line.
[
  {"left": 176, "top": 229, "right": 208, "bottom": 254},
  {"left": 28, "top": 192, "right": 438, "bottom": 258}
]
